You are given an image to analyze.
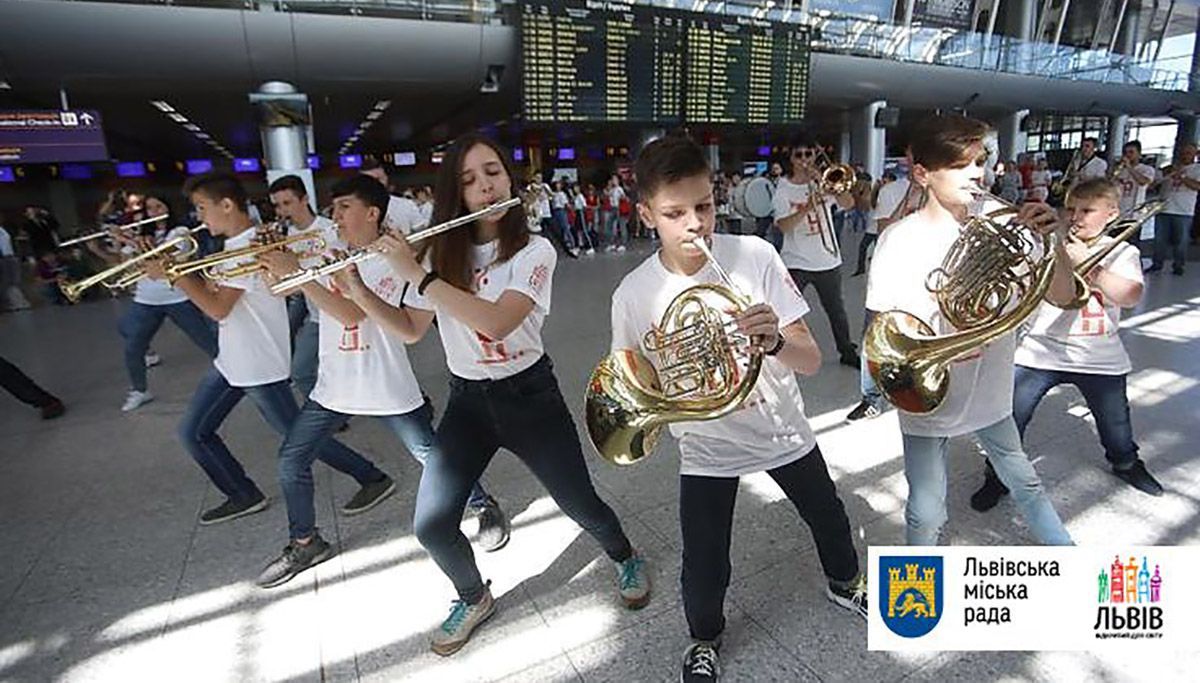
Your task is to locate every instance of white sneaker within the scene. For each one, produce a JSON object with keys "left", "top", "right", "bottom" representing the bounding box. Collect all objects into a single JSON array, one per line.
[
  {"left": 616, "top": 245, "right": 627, "bottom": 253},
  {"left": 144, "top": 351, "right": 161, "bottom": 368},
  {"left": 605, "top": 245, "right": 616, "bottom": 253},
  {"left": 122, "top": 390, "right": 154, "bottom": 412},
  {"left": 585, "top": 248, "right": 596, "bottom": 256}
]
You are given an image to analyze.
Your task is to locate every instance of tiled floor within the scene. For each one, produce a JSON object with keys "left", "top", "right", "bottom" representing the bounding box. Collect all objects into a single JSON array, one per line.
[{"left": 2, "top": 239, "right": 1198, "bottom": 682}]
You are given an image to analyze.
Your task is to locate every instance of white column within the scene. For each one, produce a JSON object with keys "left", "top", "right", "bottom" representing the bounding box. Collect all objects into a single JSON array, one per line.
[
  {"left": 838, "top": 111, "right": 852, "bottom": 165},
  {"left": 705, "top": 144, "right": 720, "bottom": 173},
  {"left": 997, "top": 109, "right": 1029, "bottom": 162},
  {"left": 851, "top": 101, "right": 886, "bottom": 180},
  {"left": 1106, "top": 114, "right": 1129, "bottom": 163},
  {"left": 253, "top": 81, "right": 315, "bottom": 201}
]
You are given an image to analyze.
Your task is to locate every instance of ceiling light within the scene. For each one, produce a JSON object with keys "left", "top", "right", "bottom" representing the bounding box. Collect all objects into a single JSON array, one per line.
[
  {"left": 366, "top": 111, "right": 383, "bottom": 120},
  {"left": 0, "top": 80, "right": 12, "bottom": 91},
  {"left": 373, "top": 100, "right": 392, "bottom": 111},
  {"left": 151, "top": 100, "right": 174, "bottom": 112},
  {"left": 168, "top": 113, "right": 188, "bottom": 123},
  {"left": 183, "top": 123, "right": 201, "bottom": 132}
]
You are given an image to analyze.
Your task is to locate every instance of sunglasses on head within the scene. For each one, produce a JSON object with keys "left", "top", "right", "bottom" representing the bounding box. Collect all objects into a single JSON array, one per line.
[{"left": 793, "top": 149, "right": 817, "bottom": 158}]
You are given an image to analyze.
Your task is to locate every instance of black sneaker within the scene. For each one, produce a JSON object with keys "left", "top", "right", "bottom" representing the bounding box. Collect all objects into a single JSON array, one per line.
[
  {"left": 1144, "top": 263, "right": 1163, "bottom": 273},
  {"left": 846, "top": 399, "right": 882, "bottom": 422},
  {"left": 839, "top": 352, "right": 861, "bottom": 369},
  {"left": 468, "top": 497, "right": 511, "bottom": 552},
  {"left": 1172, "top": 266, "right": 1185, "bottom": 276},
  {"left": 256, "top": 534, "right": 334, "bottom": 589},
  {"left": 200, "top": 492, "right": 269, "bottom": 525},
  {"left": 969, "top": 465, "right": 1009, "bottom": 512},
  {"left": 1112, "top": 460, "right": 1164, "bottom": 496},
  {"left": 341, "top": 475, "right": 395, "bottom": 515},
  {"left": 40, "top": 398, "right": 65, "bottom": 420},
  {"left": 826, "top": 574, "right": 868, "bottom": 621},
  {"left": 681, "top": 641, "right": 720, "bottom": 682}
]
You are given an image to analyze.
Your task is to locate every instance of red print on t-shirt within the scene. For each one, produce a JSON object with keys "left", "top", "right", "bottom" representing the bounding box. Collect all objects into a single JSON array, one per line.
[
  {"left": 339, "top": 324, "right": 368, "bottom": 352},
  {"left": 528, "top": 263, "right": 549, "bottom": 294},
  {"left": 375, "top": 275, "right": 398, "bottom": 301},
  {"left": 475, "top": 331, "right": 515, "bottom": 365},
  {"left": 1073, "top": 291, "right": 1107, "bottom": 337},
  {"left": 804, "top": 210, "right": 824, "bottom": 236}
]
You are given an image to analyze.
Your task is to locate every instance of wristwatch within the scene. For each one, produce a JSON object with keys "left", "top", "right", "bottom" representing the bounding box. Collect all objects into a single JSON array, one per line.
[{"left": 764, "top": 332, "right": 785, "bottom": 356}]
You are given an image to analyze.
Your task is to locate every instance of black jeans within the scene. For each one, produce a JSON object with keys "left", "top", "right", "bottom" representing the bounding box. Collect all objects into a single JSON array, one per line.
[
  {"left": 789, "top": 267, "right": 856, "bottom": 358},
  {"left": 855, "top": 232, "right": 877, "bottom": 274},
  {"left": 413, "top": 355, "right": 633, "bottom": 603},
  {"left": 680, "top": 446, "right": 858, "bottom": 641},
  {"left": 0, "top": 355, "right": 58, "bottom": 408}
]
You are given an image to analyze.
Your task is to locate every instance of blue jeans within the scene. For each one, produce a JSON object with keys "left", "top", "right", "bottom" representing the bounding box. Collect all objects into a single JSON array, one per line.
[
  {"left": 279, "top": 398, "right": 490, "bottom": 540},
  {"left": 178, "top": 367, "right": 379, "bottom": 504},
  {"left": 1014, "top": 365, "right": 1138, "bottom": 469},
  {"left": 860, "top": 309, "right": 884, "bottom": 408},
  {"left": 413, "top": 356, "right": 632, "bottom": 603},
  {"left": 1152, "top": 213, "right": 1191, "bottom": 270},
  {"left": 902, "top": 416, "right": 1072, "bottom": 546},
  {"left": 286, "top": 294, "right": 308, "bottom": 340},
  {"left": 291, "top": 319, "right": 320, "bottom": 401},
  {"left": 119, "top": 301, "right": 216, "bottom": 392},
  {"left": 551, "top": 208, "right": 577, "bottom": 250}
]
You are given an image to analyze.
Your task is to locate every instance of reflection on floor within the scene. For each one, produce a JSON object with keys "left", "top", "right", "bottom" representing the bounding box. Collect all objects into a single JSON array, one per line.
[{"left": 2, "top": 240, "right": 1199, "bottom": 682}]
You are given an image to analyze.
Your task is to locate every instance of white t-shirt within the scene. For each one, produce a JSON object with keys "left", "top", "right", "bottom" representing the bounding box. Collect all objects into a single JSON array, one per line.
[
  {"left": 418, "top": 202, "right": 433, "bottom": 229},
  {"left": 295, "top": 216, "right": 342, "bottom": 324},
  {"left": 1029, "top": 169, "right": 1051, "bottom": 202},
  {"left": 1015, "top": 238, "right": 1141, "bottom": 376},
  {"left": 1115, "top": 163, "right": 1156, "bottom": 215},
  {"left": 535, "top": 185, "right": 553, "bottom": 219},
  {"left": 607, "top": 185, "right": 626, "bottom": 212},
  {"left": 611, "top": 234, "right": 816, "bottom": 477},
  {"left": 1161, "top": 163, "right": 1200, "bottom": 216},
  {"left": 309, "top": 257, "right": 425, "bottom": 415},
  {"left": 1077, "top": 156, "right": 1108, "bottom": 181},
  {"left": 386, "top": 195, "right": 424, "bottom": 235},
  {"left": 865, "top": 211, "right": 1017, "bottom": 438},
  {"left": 773, "top": 176, "right": 841, "bottom": 272},
  {"left": 130, "top": 226, "right": 190, "bottom": 306},
  {"left": 0, "top": 227, "right": 13, "bottom": 257},
  {"left": 212, "top": 227, "right": 291, "bottom": 387},
  {"left": 872, "top": 178, "right": 919, "bottom": 236},
  {"left": 405, "top": 235, "right": 556, "bottom": 380},
  {"left": 552, "top": 190, "right": 568, "bottom": 210},
  {"left": 573, "top": 193, "right": 586, "bottom": 211}
]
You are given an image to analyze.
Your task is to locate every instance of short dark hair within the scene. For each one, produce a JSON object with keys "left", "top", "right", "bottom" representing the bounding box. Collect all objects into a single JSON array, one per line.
[
  {"left": 634, "top": 134, "right": 711, "bottom": 200},
  {"left": 1123, "top": 140, "right": 1142, "bottom": 152},
  {"left": 183, "top": 172, "right": 248, "bottom": 212},
  {"left": 909, "top": 114, "right": 992, "bottom": 171},
  {"left": 360, "top": 157, "right": 384, "bottom": 172},
  {"left": 1066, "top": 177, "right": 1120, "bottom": 206},
  {"left": 268, "top": 175, "right": 308, "bottom": 198},
  {"left": 1083, "top": 136, "right": 1099, "bottom": 146},
  {"left": 330, "top": 174, "right": 389, "bottom": 222}
]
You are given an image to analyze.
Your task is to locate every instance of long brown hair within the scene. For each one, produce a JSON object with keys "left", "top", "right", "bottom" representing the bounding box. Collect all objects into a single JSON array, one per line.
[{"left": 424, "top": 133, "right": 530, "bottom": 291}]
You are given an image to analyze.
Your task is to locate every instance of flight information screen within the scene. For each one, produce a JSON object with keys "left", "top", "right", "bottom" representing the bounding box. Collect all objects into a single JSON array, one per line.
[{"left": 521, "top": 1, "right": 811, "bottom": 125}]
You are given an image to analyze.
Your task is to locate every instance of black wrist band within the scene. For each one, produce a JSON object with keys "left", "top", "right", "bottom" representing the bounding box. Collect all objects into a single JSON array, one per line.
[
  {"left": 764, "top": 333, "right": 785, "bottom": 356},
  {"left": 418, "top": 270, "right": 439, "bottom": 296}
]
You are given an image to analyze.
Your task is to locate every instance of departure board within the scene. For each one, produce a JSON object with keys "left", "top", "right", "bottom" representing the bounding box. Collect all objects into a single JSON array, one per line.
[{"left": 521, "top": 1, "right": 811, "bottom": 125}]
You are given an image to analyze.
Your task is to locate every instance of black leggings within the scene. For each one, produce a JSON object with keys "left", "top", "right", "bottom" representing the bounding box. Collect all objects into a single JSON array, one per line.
[{"left": 680, "top": 446, "right": 858, "bottom": 641}]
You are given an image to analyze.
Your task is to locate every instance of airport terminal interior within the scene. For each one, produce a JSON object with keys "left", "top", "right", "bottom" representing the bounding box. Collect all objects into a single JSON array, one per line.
[{"left": 2, "top": 0, "right": 1200, "bottom": 681}]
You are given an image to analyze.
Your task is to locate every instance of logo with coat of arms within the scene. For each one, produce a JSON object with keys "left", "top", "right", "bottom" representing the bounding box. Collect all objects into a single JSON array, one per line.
[{"left": 880, "top": 556, "right": 943, "bottom": 638}]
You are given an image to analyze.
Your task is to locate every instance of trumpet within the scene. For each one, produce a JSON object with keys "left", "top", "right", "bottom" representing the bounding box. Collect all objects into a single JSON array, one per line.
[
  {"left": 58, "top": 227, "right": 204, "bottom": 303},
  {"left": 270, "top": 195, "right": 523, "bottom": 294},
  {"left": 164, "top": 225, "right": 325, "bottom": 284},
  {"left": 58, "top": 214, "right": 170, "bottom": 248}
]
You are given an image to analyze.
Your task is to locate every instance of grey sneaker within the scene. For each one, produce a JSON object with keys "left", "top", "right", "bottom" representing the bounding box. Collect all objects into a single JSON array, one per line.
[
  {"left": 616, "top": 552, "right": 651, "bottom": 609},
  {"left": 826, "top": 574, "right": 868, "bottom": 621},
  {"left": 469, "top": 497, "right": 511, "bottom": 552},
  {"left": 431, "top": 583, "right": 496, "bottom": 656},
  {"left": 341, "top": 475, "right": 395, "bottom": 516},
  {"left": 256, "top": 534, "right": 334, "bottom": 589},
  {"left": 199, "top": 493, "right": 269, "bottom": 525}
]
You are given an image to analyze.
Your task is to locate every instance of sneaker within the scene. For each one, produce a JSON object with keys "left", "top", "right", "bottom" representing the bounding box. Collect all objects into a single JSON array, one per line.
[
  {"left": 568, "top": 247, "right": 581, "bottom": 259},
  {"left": 341, "top": 475, "right": 395, "bottom": 515},
  {"left": 144, "top": 350, "right": 161, "bottom": 368},
  {"left": 1112, "top": 460, "right": 1164, "bottom": 496},
  {"left": 615, "top": 552, "right": 651, "bottom": 609},
  {"left": 1172, "top": 266, "right": 1185, "bottom": 276},
  {"left": 468, "top": 497, "right": 511, "bottom": 552},
  {"left": 826, "top": 574, "right": 868, "bottom": 620},
  {"left": 121, "top": 390, "right": 154, "bottom": 412},
  {"left": 839, "top": 352, "right": 861, "bottom": 369},
  {"left": 256, "top": 534, "right": 334, "bottom": 589},
  {"left": 681, "top": 642, "right": 721, "bottom": 682},
  {"left": 605, "top": 245, "right": 616, "bottom": 253},
  {"left": 616, "top": 244, "right": 626, "bottom": 252},
  {"left": 40, "top": 398, "right": 65, "bottom": 420},
  {"left": 431, "top": 583, "right": 496, "bottom": 656},
  {"left": 845, "top": 399, "right": 882, "bottom": 422},
  {"left": 199, "top": 493, "right": 269, "bottom": 525},
  {"left": 850, "top": 269, "right": 865, "bottom": 277},
  {"left": 585, "top": 247, "right": 596, "bottom": 256},
  {"left": 969, "top": 466, "right": 1009, "bottom": 512},
  {"left": 1144, "top": 263, "right": 1163, "bottom": 273}
]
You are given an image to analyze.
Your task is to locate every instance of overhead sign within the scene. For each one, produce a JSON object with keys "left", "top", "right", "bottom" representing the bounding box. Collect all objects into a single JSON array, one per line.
[
  {"left": 808, "top": 0, "right": 896, "bottom": 20},
  {"left": 0, "top": 110, "right": 109, "bottom": 164},
  {"left": 912, "top": 0, "right": 976, "bottom": 30}
]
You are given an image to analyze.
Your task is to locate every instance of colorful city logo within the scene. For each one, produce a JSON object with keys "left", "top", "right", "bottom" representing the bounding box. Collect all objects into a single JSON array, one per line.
[
  {"left": 880, "top": 556, "right": 943, "bottom": 638},
  {"left": 1098, "top": 555, "right": 1162, "bottom": 605}
]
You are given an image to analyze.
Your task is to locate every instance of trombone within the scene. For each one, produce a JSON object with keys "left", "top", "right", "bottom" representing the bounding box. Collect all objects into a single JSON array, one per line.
[
  {"left": 58, "top": 214, "right": 171, "bottom": 248},
  {"left": 802, "top": 146, "right": 856, "bottom": 257},
  {"left": 1061, "top": 199, "right": 1165, "bottom": 310},
  {"left": 270, "top": 196, "right": 522, "bottom": 294},
  {"left": 58, "top": 227, "right": 205, "bottom": 303}
]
